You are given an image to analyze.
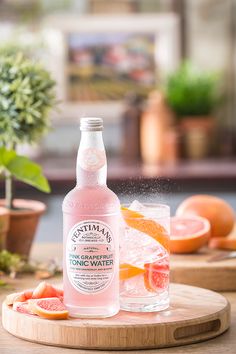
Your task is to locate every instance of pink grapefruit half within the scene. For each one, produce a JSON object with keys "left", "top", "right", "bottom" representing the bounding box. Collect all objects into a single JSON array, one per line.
[{"left": 170, "top": 216, "right": 210, "bottom": 254}]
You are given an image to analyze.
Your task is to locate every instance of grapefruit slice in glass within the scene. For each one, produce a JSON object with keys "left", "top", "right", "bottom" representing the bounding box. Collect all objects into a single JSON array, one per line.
[
  {"left": 170, "top": 216, "right": 210, "bottom": 254},
  {"left": 144, "top": 260, "right": 169, "bottom": 292},
  {"left": 119, "top": 263, "right": 145, "bottom": 280},
  {"left": 121, "top": 207, "right": 169, "bottom": 252}
]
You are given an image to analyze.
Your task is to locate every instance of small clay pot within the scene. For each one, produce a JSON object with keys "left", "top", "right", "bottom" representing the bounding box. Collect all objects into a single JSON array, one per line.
[
  {"left": 0, "top": 207, "right": 10, "bottom": 250},
  {"left": 0, "top": 199, "right": 46, "bottom": 257},
  {"left": 180, "top": 116, "right": 215, "bottom": 159}
]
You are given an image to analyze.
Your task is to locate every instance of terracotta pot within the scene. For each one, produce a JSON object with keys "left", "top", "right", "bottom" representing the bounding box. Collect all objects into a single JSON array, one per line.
[
  {"left": 0, "top": 199, "right": 46, "bottom": 257},
  {"left": 0, "top": 207, "right": 10, "bottom": 251},
  {"left": 180, "top": 116, "right": 215, "bottom": 159}
]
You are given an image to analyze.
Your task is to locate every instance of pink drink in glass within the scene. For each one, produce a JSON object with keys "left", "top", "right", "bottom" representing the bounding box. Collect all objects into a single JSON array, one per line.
[
  {"left": 63, "top": 118, "right": 120, "bottom": 318},
  {"left": 120, "top": 202, "right": 170, "bottom": 312}
]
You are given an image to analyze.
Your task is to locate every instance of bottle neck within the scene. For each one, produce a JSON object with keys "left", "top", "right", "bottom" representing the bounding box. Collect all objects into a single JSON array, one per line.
[{"left": 76, "top": 131, "right": 107, "bottom": 187}]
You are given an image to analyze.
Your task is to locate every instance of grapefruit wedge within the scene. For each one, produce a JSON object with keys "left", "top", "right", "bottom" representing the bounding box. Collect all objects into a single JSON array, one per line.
[
  {"left": 144, "top": 259, "right": 169, "bottom": 292},
  {"left": 121, "top": 207, "right": 169, "bottom": 252},
  {"left": 32, "top": 282, "right": 63, "bottom": 299},
  {"left": 170, "top": 216, "right": 210, "bottom": 254},
  {"left": 208, "top": 237, "right": 236, "bottom": 251},
  {"left": 5, "top": 290, "right": 33, "bottom": 305},
  {"left": 28, "top": 298, "right": 68, "bottom": 320},
  {"left": 13, "top": 302, "right": 33, "bottom": 315},
  {"left": 119, "top": 263, "right": 145, "bottom": 280}
]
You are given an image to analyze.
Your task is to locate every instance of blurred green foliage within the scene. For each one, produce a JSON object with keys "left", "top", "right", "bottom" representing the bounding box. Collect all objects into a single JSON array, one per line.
[
  {"left": 0, "top": 0, "right": 73, "bottom": 23},
  {"left": 0, "top": 52, "right": 56, "bottom": 146},
  {"left": 164, "top": 62, "right": 221, "bottom": 118},
  {"left": 0, "top": 42, "right": 39, "bottom": 59},
  {"left": 0, "top": 250, "right": 23, "bottom": 274}
]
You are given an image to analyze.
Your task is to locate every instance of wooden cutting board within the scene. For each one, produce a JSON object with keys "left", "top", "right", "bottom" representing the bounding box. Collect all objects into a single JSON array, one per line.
[
  {"left": 2, "top": 283, "right": 230, "bottom": 350},
  {"left": 170, "top": 248, "right": 236, "bottom": 291}
]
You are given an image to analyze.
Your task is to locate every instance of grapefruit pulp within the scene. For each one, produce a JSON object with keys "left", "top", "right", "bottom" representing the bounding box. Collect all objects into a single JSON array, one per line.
[
  {"left": 170, "top": 216, "right": 210, "bottom": 254},
  {"left": 13, "top": 302, "right": 33, "bottom": 315}
]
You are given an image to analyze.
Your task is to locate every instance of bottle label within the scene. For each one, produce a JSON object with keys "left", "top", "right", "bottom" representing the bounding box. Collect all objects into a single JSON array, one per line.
[
  {"left": 66, "top": 220, "right": 115, "bottom": 294},
  {"left": 78, "top": 148, "right": 106, "bottom": 172}
]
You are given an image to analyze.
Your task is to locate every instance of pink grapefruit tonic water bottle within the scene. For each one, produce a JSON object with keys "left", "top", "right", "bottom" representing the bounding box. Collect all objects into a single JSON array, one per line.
[{"left": 62, "top": 118, "right": 120, "bottom": 318}]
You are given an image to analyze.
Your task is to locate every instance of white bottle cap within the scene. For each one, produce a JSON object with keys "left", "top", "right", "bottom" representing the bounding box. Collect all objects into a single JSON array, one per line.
[{"left": 80, "top": 117, "right": 103, "bottom": 131}]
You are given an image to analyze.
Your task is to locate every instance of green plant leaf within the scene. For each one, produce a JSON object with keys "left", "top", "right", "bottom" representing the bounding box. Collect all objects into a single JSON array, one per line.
[
  {"left": 0, "top": 146, "right": 16, "bottom": 166},
  {"left": 0, "top": 146, "right": 50, "bottom": 193},
  {"left": 7, "top": 156, "right": 50, "bottom": 193}
]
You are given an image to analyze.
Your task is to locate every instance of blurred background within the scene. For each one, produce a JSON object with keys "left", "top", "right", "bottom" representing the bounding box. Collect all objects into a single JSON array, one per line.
[{"left": 0, "top": 0, "right": 235, "bottom": 242}]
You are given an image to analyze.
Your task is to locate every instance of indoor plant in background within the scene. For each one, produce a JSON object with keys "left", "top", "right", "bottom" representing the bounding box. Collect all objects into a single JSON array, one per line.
[
  {"left": 164, "top": 62, "right": 221, "bottom": 159},
  {"left": 0, "top": 52, "right": 56, "bottom": 256}
]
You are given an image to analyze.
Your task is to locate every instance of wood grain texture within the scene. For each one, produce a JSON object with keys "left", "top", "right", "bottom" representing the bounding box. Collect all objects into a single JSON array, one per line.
[
  {"left": 170, "top": 248, "right": 236, "bottom": 291},
  {"left": 2, "top": 284, "right": 230, "bottom": 350}
]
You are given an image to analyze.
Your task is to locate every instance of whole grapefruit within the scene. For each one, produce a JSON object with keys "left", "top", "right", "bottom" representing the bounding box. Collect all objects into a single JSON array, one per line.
[{"left": 176, "top": 195, "right": 235, "bottom": 238}]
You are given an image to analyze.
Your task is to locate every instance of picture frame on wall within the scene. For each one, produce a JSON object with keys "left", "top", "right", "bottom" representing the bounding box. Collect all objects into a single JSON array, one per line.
[{"left": 44, "top": 14, "right": 180, "bottom": 122}]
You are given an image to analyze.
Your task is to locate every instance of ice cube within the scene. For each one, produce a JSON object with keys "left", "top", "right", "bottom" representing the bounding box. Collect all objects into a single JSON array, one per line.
[
  {"left": 120, "top": 273, "right": 151, "bottom": 297},
  {"left": 120, "top": 226, "right": 166, "bottom": 267},
  {"left": 129, "top": 200, "right": 146, "bottom": 212},
  {"left": 129, "top": 200, "right": 169, "bottom": 220}
]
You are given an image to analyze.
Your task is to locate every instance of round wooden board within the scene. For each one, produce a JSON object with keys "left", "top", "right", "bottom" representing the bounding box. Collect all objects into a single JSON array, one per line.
[{"left": 2, "top": 284, "right": 230, "bottom": 350}]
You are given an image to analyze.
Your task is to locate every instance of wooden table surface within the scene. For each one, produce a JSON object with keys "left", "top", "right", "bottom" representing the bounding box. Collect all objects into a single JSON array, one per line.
[{"left": 0, "top": 243, "right": 236, "bottom": 354}]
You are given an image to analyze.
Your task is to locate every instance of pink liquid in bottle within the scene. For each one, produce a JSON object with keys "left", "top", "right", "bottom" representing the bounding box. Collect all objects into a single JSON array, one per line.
[{"left": 62, "top": 118, "right": 120, "bottom": 318}]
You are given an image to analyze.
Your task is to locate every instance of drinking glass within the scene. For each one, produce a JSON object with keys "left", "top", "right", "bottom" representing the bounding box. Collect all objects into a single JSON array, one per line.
[{"left": 120, "top": 202, "right": 170, "bottom": 312}]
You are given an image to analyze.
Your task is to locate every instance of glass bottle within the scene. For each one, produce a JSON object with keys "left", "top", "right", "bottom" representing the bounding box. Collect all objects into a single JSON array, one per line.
[{"left": 63, "top": 117, "right": 120, "bottom": 318}]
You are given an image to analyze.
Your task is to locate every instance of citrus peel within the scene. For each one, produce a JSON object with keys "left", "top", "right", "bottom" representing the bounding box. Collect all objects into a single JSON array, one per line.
[
  {"left": 119, "top": 263, "right": 145, "bottom": 280},
  {"left": 121, "top": 207, "right": 169, "bottom": 252}
]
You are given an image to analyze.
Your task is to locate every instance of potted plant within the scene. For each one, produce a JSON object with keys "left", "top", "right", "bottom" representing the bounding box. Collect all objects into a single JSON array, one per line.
[
  {"left": 0, "top": 52, "right": 56, "bottom": 256},
  {"left": 164, "top": 62, "right": 220, "bottom": 159}
]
